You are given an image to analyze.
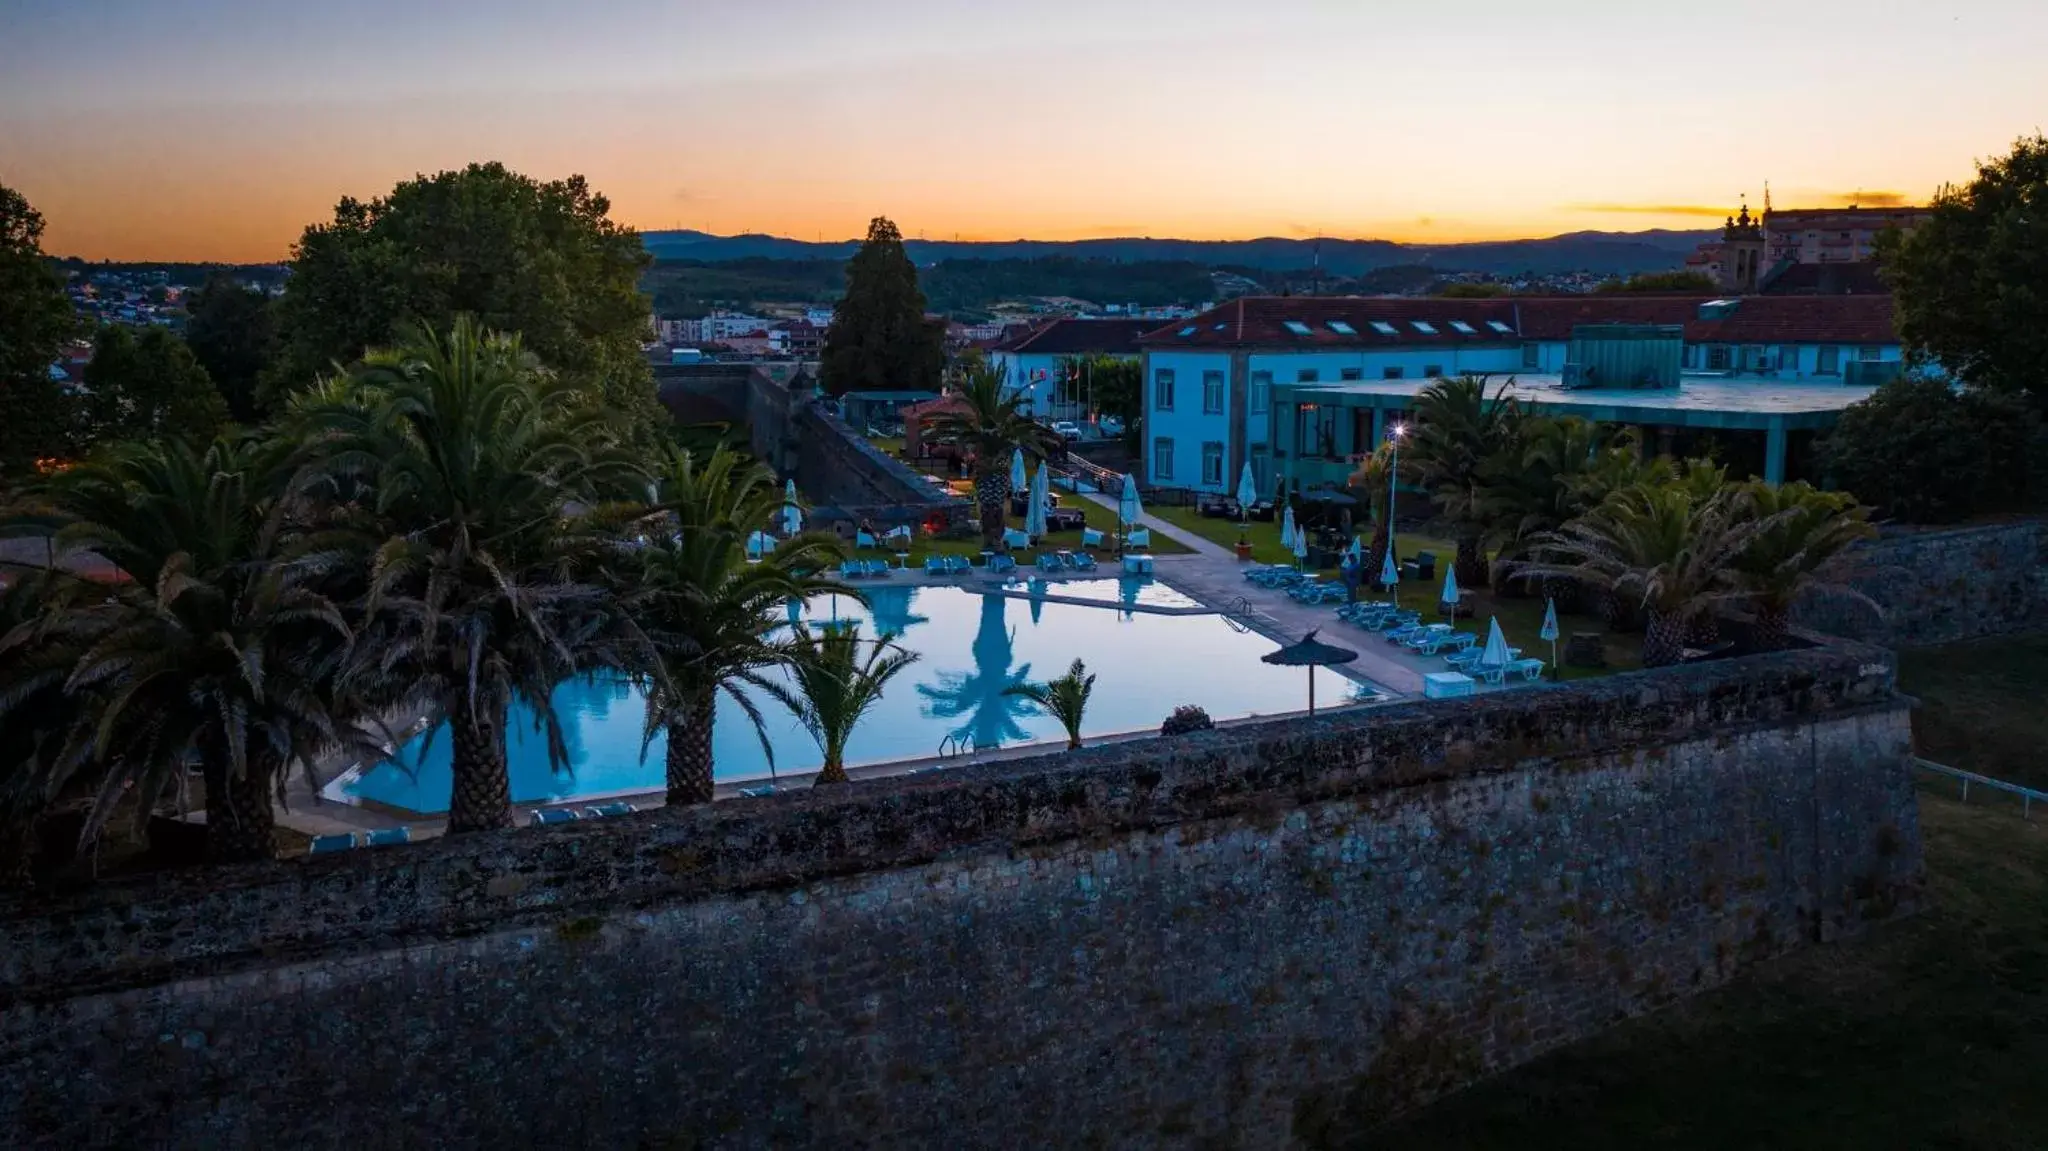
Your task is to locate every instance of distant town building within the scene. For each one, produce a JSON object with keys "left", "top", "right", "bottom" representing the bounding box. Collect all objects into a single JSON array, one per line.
[
  {"left": 986, "top": 318, "right": 1160, "bottom": 419},
  {"left": 1688, "top": 195, "right": 1929, "bottom": 294},
  {"left": 1766, "top": 205, "right": 1931, "bottom": 266}
]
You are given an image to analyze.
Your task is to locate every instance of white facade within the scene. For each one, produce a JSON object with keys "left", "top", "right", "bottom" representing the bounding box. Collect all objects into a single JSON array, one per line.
[{"left": 987, "top": 350, "right": 1141, "bottom": 419}]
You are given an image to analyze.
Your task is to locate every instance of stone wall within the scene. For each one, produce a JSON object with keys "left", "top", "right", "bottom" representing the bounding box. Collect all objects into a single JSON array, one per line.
[
  {"left": 651, "top": 362, "right": 754, "bottom": 426},
  {"left": 795, "top": 406, "right": 972, "bottom": 529},
  {"left": 0, "top": 645, "right": 1921, "bottom": 1148},
  {"left": 1796, "top": 518, "right": 2048, "bottom": 646}
]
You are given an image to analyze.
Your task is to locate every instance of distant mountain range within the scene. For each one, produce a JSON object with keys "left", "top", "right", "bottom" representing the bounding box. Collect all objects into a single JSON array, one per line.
[{"left": 641, "top": 228, "right": 1715, "bottom": 277}]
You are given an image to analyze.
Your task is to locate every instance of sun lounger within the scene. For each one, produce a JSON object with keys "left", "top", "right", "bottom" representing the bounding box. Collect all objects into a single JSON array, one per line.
[
  {"left": 840, "top": 560, "right": 862, "bottom": 579},
  {"left": 737, "top": 784, "right": 779, "bottom": 798},
  {"left": 362, "top": 827, "right": 411, "bottom": 847},
  {"left": 308, "top": 832, "right": 357, "bottom": 855},
  {"left": 924, "top": 556, "right": 947, "bottom": 576},
  {"left": 532, "top": 808, "right": 580, "bottom": 826},
  {"left": 1081, "top": 527, "right": 1105, "bottom": 548},
  {"left": 856, "top": 530, "right": 878, "bottom": 548},
  {"left": 585, "top": 801, "right": 636, "bottom": 818},
  {"left": 1444, "top": 649, "right": 1482, "bottom": 669},
  {"left": 945, "top": 555, "right": 970, "bottom": 575},
  {"left": 1126, "top": 528, "right": 1151, "bottom": 550},
  {"left": 1002, "top": 528, "right": 1030, "bottom": 549},
  {"left": 1506, "top": 658, "right": 1547, "bottom": 682},
  {"left": 883, "top": 525, "right": 912, "bottom": 545},
  {"left": 864, "top": 559, "right": 890, "bottom": 577},
  {"left": 1037, "top": 553, "right": 1062, "bottom": 573},
  {"left": 1072, "top": 551, "right": 1097, "bottom": 571},
  {"left": 989, "top": 554, "right": 1017, "bottom": 574}
]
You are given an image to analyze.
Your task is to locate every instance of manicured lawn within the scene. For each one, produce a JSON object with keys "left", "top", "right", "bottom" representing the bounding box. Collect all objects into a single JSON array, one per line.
[
  {"left": 1374, "top": 632, "right": 2048, "bottom": 1150},
  {"left": 1898, "top": 634, "right": 2048, "bottom": 790}
]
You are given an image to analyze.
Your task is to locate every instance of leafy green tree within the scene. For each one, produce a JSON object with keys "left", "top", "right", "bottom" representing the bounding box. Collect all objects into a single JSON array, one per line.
[
  {"left": 1057, "top": 354, "right": 1142, "bottom": 426},
  {"left": 270, "top": 162, "right": 665, "bottom": 443},
  {"left": 1881, "top": 134, "right": 2048, "bottom": 401},
  {"left": 1820, "top": 376, "right": 2047, "bottom": 522},
  {"left": 1005, "top": 658, "right": 1095, "bottom": 750},
  {"left": 819, "top": 217, "right": 945, "bottom": 395},
  {"left": 1405, "top": 375, "right": 1526, "bottom": 586},
  {"left": 1523, "top": 484, "right": 1757, "bottom": 668},
  {"left": 632, "top": 447, "right": 846, "bottom": 805},
  {"left": 80, "top": 326, "right": 228, "bottom": 447},
  {"left": 765, "top": 622, "right": 920, "bottom": 786},
  {"left": 1727, "top": 482, "right": 1878, "bottom": 649},
  {"left": 299, "top": 317, "right": 648, "bottom": 833},
  {"left": 15, "top": 436, "right": 372, "bottom": 862},
  {"left": 1594, "top": 270, "right": 1716, "bottom": 294},
  {"left": 0, "top": 184, "right": 79, "bottom": 484},
  {"left": 183, "top": 272, "right": 276, "bottom": 423},
  {"left": 924, "top": 361, "right": 1062, "bottom": 546}
]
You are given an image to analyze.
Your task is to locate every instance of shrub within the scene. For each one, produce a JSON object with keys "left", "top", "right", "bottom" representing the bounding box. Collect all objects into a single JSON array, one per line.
[{"left": 1159, "top": 705, "right": 1214, "bottom": 737}]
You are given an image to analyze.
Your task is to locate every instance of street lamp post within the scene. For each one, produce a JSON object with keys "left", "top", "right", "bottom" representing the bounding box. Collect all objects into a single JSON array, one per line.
[{"left": 1387, "top": 422, "right": 1405, "bottom": 595}]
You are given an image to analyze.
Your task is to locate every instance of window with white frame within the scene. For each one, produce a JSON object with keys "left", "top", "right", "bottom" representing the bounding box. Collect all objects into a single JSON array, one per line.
[
  {"left": 1152, "top": 437, "right": 1174, "bottom": 480},
  {"left": 1707, "top": 345, "right": 1732, "bottom": 371},
  {"left": 1202, "top": 370, "right": 1225, "bottom": 414},
  {"left": 1857, "top": 346, "right": 1882, "bottom": 361},
  {"left": 1153, "top": 368, "right": 1175, "bottom": 410},
  {"left": 1201, "top": 441, "right": 1225, "bottom": 485},
  {"left": 1249, "top": 370, "right": 1272, "bottom": 417}
]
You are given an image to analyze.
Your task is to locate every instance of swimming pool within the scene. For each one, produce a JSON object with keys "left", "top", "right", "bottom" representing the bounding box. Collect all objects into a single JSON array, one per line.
[{"left": 329, "top": 583, "right": 1388, "bottom": 813}]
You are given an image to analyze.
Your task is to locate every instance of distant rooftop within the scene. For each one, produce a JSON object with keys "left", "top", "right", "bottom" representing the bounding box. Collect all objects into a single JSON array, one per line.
[{"left": 990, "top": 317, "right": 1165, "bottom": 355}]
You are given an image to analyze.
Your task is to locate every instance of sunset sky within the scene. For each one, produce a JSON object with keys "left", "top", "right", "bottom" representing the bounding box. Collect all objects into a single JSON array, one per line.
[{"left": 4, "top": 0, "right": 2044, "bottom": 262}]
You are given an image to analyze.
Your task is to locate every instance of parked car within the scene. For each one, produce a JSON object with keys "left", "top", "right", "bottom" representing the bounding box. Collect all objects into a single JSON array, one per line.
[
  {"left": 1052, "top": 420, "right": 1082, "bottom": 441},
  {"left": 1096, "top": 415, "right": 1124, "bottom": 436}
]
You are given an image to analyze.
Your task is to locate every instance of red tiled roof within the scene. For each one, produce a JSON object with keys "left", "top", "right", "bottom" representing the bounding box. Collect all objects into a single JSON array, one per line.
[
  {"left": 991, "top": 318, "right": 1171, "bottom": 355},
  {"left": 1139, "top": 295, "right": 1898, "bottom": 348},
  {"left": 1136, "top": 297, "right": 1522, "bottom": 348},
  {"left": 1515, "top": 295, "right": 1897, "bottom": 344}
]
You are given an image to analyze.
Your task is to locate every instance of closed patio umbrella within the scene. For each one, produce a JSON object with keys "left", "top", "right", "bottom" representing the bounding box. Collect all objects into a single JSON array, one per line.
[
  {"left": 1292, "top": 523, "right": 1309, "bottom": 569},
  {"left": 782, "top": 478, "right": 801, "bottom": 536},
  {"left": 1540, "top": 597, "right": 1560, "bottom": 676},
  {"left": 1280, "top": 505, "right": 1298, "bottom": 560},
  {"left": 1260, "top": 629, "right": 1360, "bottom": 716},
  {"left": 1117, "top": 473, "right": 1142, "bottom": 550},
  {"left": 1380, "top": 549, "right": 1400, "bottom": 606},
  {"left": 1009, "top": 448, "right": 1027, "bottom": 494},
  {"left": 1235, "top": 461, "right": 1258, "bottom": 533},
  {"left": 1440, "top": 565, "right": 1460, "bottom": 616},
  {"left": 1480, "top": 616, "right": 1511, "bottom": 671},
  {"left": 1026, "top": 463, "right": 1050, "bottom": 540}
]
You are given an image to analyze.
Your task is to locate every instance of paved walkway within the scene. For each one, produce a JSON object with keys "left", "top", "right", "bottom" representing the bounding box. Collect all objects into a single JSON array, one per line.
[{"left": 1071, "top": 489, "right": 1236, "bottom": 559}]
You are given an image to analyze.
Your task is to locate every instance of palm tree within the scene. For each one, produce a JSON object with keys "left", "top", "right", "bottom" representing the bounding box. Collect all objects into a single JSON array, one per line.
[
  {"left": 632, "top": 446, "right": 848, "bottom": 806},
  {"left": 11, "top": 437, "right": 373, "bottom": 862},
  {"left": 924, "top": 362, "right": 1062, "bottom": 547},
  {"left": 298, "top": 317, "right": 648, "bottom": 833},
  {"left": 1477, "top": 415, "right": 1604, "bottom": 591},
  {"left": 1728, "top": 481, "right": 1878, "bottom": 649},
  {"left": 1004, "top": 658, "right": 1095, "bottom": 750},
  {"left": 1347, "top": 443, "right": 1395, "bottom": 584},
  {"left": 1405, "top": 376, "right": 1525, "bottom": 587},
  {"left": 1522, "top": 483, "right": 1758, "bottom": 668},
  {"left": 0, "top": 569, "right": 99, "bottom": 882},
  {"left": 765, "top": 622, "right": 919, "bottom": 785}
]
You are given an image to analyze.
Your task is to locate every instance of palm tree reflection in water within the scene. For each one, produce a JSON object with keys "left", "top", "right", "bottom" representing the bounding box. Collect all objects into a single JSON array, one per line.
[{"left": 917, "top": 592, "right": 1037, "bottom": 752}]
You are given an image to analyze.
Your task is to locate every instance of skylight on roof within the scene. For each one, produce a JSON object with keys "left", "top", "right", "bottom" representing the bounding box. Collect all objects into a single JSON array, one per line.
[
  {"left": 1213, "top": 322, "right": 1228, "bottom": 331},
  {"left": 1370, "top": 321, "right": 1399, "bottom": 336},
  {"left": 1282, "top": 320, "right": 1313, "bottom": 336},
  {"left": 1178, "top": 325, "right": 1197, "bottom": 337},
  {"left": 1411, "top": 320, "right": 1439, "bottom": 335},
  {"left": 1327, "top": 320, "right": 1357, "bottom": 335},
  {"left": 1448, "top": 320, "right": 1477, "bottom": 335},
  {"left": 1485, "top": 320, "right": 1514, "bottom": 335}
]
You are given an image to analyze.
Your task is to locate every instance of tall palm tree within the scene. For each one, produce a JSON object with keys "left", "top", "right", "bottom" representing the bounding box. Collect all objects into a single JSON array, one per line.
[
  {"left": 298, "top": 317, "right": 648, "bottom": 833},
  {"left": 1405, "top": 376, "right": 1525, "bottom": 587},
  {"left": 632, "top": 446, "right": 848, "bottom": 806},
  {"left": 924, "top": 362, "right": 1061, "bottom": 547},
  {"left": 765, "top": 622, "right": 919, "bottom": 785},
  {"left": 1004, "top": 658, "right": 1095, "bottom": 750},
  {"left": 1728, "top": 481, "right": 1879, "bottom": 649},
  {"left": 0, "top": 569, "right": 99, "bottom": 882},
  {"left": 11, "top": 437, "right": 372, "bottom": 861},
  {"left": 1347, "top": 443, "right": 1395, "bottom": 584},
  {"left": 1478, "top": 415, "right": 1604, "bottom": 590},
  {"left": 1522, "top": 483, "right": 1758, "bottom": 668}
]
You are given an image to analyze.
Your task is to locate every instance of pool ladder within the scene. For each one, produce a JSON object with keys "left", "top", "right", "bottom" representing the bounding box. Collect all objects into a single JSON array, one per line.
[
  {"left": 938, "top": 732, "right": 977, "bottom": 760},
  {"left": 1223, "top": 596, "right": 1270, "bottom": 635}
]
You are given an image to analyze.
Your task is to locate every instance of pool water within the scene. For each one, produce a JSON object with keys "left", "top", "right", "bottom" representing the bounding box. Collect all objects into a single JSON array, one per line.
[
  {"left": 332, "top": 584, "right": 1386, "bottom": 813},
  {"left": 994, "top": 576, "right": 1203, "bottom": 611}
]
